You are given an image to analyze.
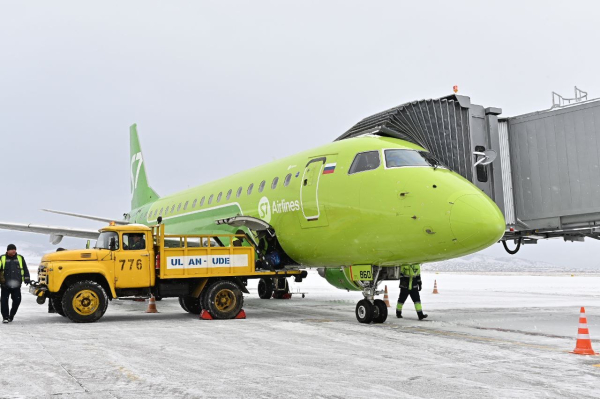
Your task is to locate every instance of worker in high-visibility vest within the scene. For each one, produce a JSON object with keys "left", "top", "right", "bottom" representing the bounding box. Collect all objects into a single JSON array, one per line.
[
  {"left": 0, "top": 244, "right": 30, "bottom": 323},
  {"left": 396, "top": 264, "right": 428, "bottom": 320}
]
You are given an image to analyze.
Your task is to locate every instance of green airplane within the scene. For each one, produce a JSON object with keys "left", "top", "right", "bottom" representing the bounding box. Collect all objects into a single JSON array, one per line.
[{"left": 0, "top": 124, "right": 505, "bottom": 322}]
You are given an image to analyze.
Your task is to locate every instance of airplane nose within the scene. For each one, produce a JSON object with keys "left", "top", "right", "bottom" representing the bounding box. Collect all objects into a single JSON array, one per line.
[{"left": 450, "top": 194, "right": 505, "bottom": 252}]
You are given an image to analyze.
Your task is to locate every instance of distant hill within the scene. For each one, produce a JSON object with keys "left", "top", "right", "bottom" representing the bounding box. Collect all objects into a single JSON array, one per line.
[{"left": 424, "top": 254, "right": 599, "bottom": 273}]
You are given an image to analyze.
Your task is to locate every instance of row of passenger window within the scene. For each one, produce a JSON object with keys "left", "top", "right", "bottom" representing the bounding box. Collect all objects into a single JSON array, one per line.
[{"left": 147, "top": 172, "right": 295, "bottom": 220}]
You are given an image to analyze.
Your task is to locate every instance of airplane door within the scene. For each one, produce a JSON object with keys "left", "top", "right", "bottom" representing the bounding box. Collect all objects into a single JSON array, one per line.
[
  {"left": 300, "top": 157, "right": 326, "bottom": 221},
  {"left": 114, "top": 232, "right": 152, "bottom": 289}
]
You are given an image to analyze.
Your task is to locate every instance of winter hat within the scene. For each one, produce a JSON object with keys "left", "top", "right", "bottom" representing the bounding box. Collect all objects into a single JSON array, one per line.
[{"left": 6, "top": 244, "right": 16, "bottom": 251}]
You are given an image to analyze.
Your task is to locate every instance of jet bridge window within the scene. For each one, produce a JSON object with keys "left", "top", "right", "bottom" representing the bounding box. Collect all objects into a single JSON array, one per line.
[
  {"left": 348, "top": 151, "right": 381, "bottom": 174},
  {"left": 258, "top": 180, "right": 266, "bottom": 192},
  {"left": 272, "top": 177, "right": 279, "bottom": 189},
  {"left": 475, "top": 145, "right": 489, "bottom": 183},
  {"left": 384, "top": 149, "right": 431, "bottom": 168},
  {"left": 284, "top": 173, "right": 292, "bottom": 186}
]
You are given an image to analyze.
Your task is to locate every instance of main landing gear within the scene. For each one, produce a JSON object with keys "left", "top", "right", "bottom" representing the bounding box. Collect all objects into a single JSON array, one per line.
[{"left": 355, "top": 267, "right": 388, "bottom": 324}]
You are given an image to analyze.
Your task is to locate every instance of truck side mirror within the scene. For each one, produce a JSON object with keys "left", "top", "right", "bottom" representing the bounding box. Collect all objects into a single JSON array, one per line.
[
  {"left": 109, "top": 237, "right": 117, "bottom": 251},
  {"left": 86, "top": 240, "right": 90, "bottom": 249}
]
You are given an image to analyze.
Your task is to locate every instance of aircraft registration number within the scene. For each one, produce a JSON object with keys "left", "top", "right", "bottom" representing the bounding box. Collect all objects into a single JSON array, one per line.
[{"left": 350, "top": 265, "right": 373, "bottom": 281}]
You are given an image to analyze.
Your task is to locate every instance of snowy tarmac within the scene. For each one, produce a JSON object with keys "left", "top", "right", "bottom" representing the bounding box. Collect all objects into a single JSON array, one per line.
[{"left": 1, "top": 271, "right": 599, "bottom": 398}]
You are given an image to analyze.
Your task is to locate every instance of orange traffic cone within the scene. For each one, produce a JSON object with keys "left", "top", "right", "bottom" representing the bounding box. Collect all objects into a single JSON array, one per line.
[
  {"left": 571, "top": 307, "right": 596, "bottom": 355},
  {"left": 432, "top": 280, "right": 439, "bottom": 294},
  {"left": 146, "top": 295, "right": 159, "bottom": 313},
  {"left": 383, "top": 285, "right": 390, "bottom": 308}
]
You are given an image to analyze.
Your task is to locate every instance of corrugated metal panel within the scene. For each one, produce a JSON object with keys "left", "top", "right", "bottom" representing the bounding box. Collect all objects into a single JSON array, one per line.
[
  {"left": 508, "top": 100, "right": 600, "bottom": 227},
  {"left": 498, "top": 121, "right": 515, "bottom": 225},
  {"left": 338, "top": 97, "right": 473, "bottom": 181}
]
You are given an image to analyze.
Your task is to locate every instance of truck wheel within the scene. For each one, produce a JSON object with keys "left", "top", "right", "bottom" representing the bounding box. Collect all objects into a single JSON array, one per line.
[
  {"left": 51, "top": 297, "right": 67, "bottom": 317},
  {"left": 204, "top": 280, "right": 244, "bottom": 319},
  {"left": 61, "top": 281, "right": 108, "bottom": 323},
  {"left": 178, "top": 297, "right": 190, "bottom": 313},
  {"left": 179, "top": 296, "right": 202, "bottom": 314},
  {"left": 257, "top": 278, "right": 273, "bottom": 299}
]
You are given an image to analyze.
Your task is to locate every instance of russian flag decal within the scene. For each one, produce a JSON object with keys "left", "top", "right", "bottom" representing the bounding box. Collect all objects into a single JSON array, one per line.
[{"left": 323, "top": 163, "right": 336, "bottom": 174}]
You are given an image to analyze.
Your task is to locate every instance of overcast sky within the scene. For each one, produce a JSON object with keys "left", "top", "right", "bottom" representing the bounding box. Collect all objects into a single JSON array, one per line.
[{"left": 1, "top": 1, "right": 600, "bottom": 267}]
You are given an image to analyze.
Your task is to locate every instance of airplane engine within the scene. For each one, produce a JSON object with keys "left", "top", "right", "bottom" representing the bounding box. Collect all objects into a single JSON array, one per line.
[{"left": 317, "top": 268, "right": 362, "bottom": 291}]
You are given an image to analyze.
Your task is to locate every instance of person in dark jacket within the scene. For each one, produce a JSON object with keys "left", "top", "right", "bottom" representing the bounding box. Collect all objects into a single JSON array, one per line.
[
  {"left": 0, "top": 244, "right": 30, "bottom": 323},
  {"left": 396, "top": 264, "right": 428, "bottom": 320}
]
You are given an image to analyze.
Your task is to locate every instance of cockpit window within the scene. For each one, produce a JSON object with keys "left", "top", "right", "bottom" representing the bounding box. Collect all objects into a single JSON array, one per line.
[
  {"left": 348, "top": 151, "right": 381, "bottom": 175},
  {"left": 384, "top": 149, "right": 440, "bottom": 168}
]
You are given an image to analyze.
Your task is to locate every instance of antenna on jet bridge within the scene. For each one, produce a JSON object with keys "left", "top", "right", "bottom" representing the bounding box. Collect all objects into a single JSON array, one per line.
[{"left": 551, "top": 86, "right": 588, "bottom": 109}]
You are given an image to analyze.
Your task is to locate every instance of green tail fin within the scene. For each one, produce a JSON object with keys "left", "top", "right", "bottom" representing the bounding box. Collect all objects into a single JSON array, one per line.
[{"left": 130, "top": 124, "right": 160, "bottom": 210}]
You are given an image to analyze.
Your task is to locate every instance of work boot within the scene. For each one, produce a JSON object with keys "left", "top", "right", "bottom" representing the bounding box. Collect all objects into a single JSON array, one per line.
[
  {"left": 396, "top": 311, "right": 402, "bottom": 318},
  {"left": 8, "top": 317, "right": 13, "bottom": 322},
  {"left": 2, "top": 319, "right": 8, "bottom": 324},
  {"left": 417, "top": 311, "right": 428, "bottom": 320}
]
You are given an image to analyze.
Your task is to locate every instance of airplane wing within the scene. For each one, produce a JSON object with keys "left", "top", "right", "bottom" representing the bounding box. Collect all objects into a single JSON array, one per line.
[
  {"left": 42, "top": 209, "right": 129, "bottom": 225},
  {"left": 0, "top": 222, "right": 100, "bottom": 244}
]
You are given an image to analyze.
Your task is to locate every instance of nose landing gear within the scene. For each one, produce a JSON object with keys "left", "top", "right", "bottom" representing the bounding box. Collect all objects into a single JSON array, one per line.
[{"left": 354, "top": 267, "right": 388, "bottom": 324}]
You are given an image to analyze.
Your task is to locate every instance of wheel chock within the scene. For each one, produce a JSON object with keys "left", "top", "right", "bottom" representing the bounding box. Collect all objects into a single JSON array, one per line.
[
  {"left": 281, "top": 293, "right": 292, "bottom": 300},
  {"left": 235, "top": 309, "right": 247, "bottom": 319},
  {"left": 199, "top": 309, "right": 247, "bottom": 320},
  {"left": 200, "top": 310, "right": 214, "bottom": 320}
]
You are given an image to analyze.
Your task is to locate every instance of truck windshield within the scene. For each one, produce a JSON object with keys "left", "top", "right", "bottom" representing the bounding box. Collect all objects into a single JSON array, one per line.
[
  {"left": 384, "top": 149, "right": 441, "bottom": 168},
  {"left": 95, "top": 232, "right": 119, "bottom": 250}
]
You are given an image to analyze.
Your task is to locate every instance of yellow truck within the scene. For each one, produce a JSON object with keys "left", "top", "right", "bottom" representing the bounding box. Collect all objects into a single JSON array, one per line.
[{"left": 30, "top": 223, "right": 305, "bottom": 322}]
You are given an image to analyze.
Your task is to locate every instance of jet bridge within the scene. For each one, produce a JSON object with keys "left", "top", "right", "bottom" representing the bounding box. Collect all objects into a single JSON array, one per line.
[{"left": 338, "top": 89, "right": 600, "bottom": 253}]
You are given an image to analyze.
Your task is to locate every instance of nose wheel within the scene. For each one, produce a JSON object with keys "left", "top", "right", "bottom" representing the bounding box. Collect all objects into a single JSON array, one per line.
[
  {"left": 355, "top": 299, "right": 388, "bottom": 323},
  {"left": 356, "top": 299, "right": 374, "bottom": 323}
]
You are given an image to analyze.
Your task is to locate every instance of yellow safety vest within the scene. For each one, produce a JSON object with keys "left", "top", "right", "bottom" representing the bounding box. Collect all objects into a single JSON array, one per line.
[{"left": 0, "top": 255, "right": 24, "bottom": 278}]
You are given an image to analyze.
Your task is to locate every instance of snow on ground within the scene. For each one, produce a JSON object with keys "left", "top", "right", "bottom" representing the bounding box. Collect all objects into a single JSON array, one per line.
[{"left": 1, "top": 270, "right": 600, "bottom": 398}]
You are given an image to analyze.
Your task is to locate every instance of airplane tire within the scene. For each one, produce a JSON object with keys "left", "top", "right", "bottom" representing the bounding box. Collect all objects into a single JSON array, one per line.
[
  {"left": 355, "top": 299, "right": 374, "bottom": 324},
  {"left": 179, "top": 296, "right": 202, "bottom": 314},
  {"left": 61, "top": 280, "right": 108, "bottom": 323},
  {"left": 372, "top": 299, "right": 388, "bottom": 323},
  {"left": 271, "top": 278, "right": 289, "bottom": 299},
  {"left": 51, "top": 296, "right": 67, "bottom": 317},
  {"left": 204, "top": 280, "right": 244, "bottom": 319},
  {"left": 258, "top": 278, "right": 274, "bottom": 299}
]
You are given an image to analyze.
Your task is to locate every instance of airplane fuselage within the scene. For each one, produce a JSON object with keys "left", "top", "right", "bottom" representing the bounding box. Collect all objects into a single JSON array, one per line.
[{"left": 129, "top": 135, "right": 505, "bottom": 268}]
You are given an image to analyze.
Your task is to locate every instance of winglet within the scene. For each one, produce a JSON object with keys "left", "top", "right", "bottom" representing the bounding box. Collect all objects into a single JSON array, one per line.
[{"left": 130, "top": 124, "right": 160, "bottom": 210}]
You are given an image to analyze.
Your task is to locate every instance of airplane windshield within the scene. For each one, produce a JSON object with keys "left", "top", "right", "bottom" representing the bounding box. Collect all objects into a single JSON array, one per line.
[
  {"left": 95, "top": 232, "right": 119, "bottom": 250},
  {"left": 385, "top": 149, "right": 440, "bottom": 169}
]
